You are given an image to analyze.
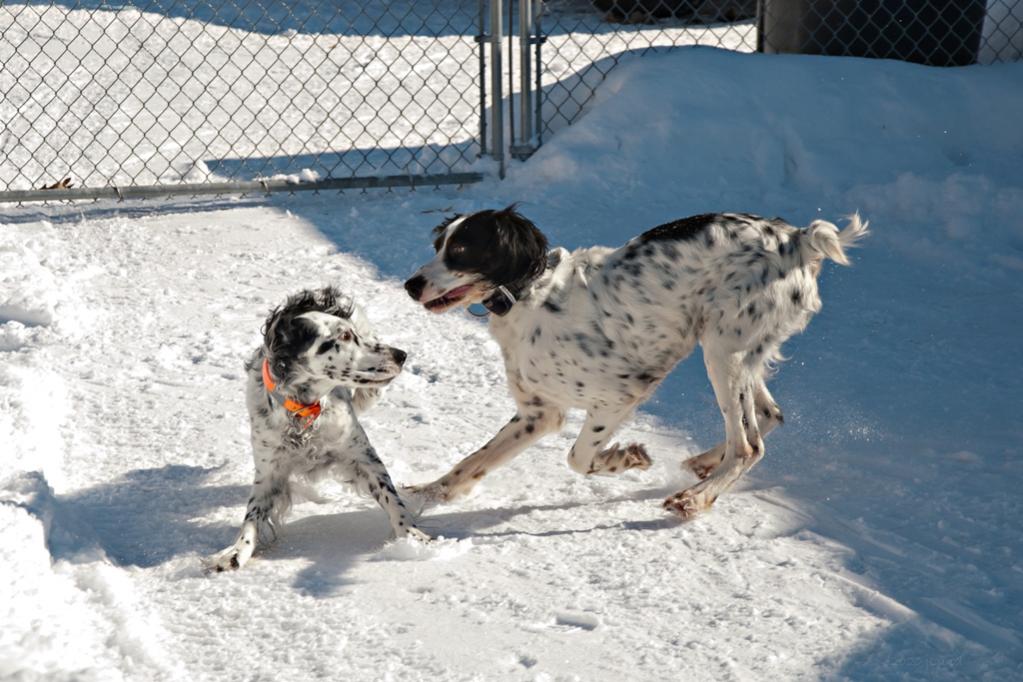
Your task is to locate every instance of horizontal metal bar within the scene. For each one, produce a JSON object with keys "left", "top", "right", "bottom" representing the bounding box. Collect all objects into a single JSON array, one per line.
[{"left": 0, "top": 173, "right": 485, "bottom": 204}]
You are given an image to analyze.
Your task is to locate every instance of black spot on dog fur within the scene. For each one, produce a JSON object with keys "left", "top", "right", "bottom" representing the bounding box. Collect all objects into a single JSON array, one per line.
[
  {"left": 638, "top": 214, "right": 717, "bottom": 244},
  {"left": 543, "top": 301, "right": 562, "bottom": 314}
]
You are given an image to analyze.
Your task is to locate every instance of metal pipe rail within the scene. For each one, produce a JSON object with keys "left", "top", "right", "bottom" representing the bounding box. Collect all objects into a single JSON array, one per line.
[{"left": 0, "top": 173, "right": 484, "bottom": 205}]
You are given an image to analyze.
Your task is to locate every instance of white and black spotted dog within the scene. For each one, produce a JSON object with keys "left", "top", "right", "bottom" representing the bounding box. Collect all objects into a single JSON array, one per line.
[
  {"left": 206, "top": 287, "right": 429, "bottom": 572},
  {"left": 403, "top": 207, "right": 867, "bottom": 519}
]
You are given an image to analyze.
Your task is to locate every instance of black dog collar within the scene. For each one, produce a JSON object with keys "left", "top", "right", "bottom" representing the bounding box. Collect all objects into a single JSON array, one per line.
[
  {"left": 480, "top": 285, "right": 517, "bottom": 316},
  {"left": 472, "top": 255, "right": 550, "bottom": 318}
]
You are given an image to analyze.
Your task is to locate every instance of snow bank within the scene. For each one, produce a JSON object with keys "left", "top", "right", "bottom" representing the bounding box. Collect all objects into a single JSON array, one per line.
[
  {"left": 0, "top": 221, "right": 100, "bottom": 337},
  {"left": 0, "top": 472, "right": 179, "bottom": 680},
  {"left": 0, "top": 228, "right": 62, "bottom": 328},
  {"left": 0, "top": 220, "right": 101, "bottom": 488},
  {"left": 0, "top": 365, "right": 71, "bottom": 487},
  {"left": 510, "top": 48, "right": 1023, "bottom": 232}
]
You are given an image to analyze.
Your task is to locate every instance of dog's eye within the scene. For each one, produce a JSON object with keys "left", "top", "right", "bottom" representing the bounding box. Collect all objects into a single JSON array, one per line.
[
  {"left": 448, "top": 244, "right": 466, "bottom": 256},
  {"left": 340, "top": 331, "right": 353, "bottom": 342}
]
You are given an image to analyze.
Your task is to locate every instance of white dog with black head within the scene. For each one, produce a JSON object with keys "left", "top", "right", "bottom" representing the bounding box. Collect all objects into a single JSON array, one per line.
[
  {"left": 206, "top": 287, "right": 428, "bottom": 572},
  {"left": 403, "top": 207, "right": 867, "bottom": 519}
]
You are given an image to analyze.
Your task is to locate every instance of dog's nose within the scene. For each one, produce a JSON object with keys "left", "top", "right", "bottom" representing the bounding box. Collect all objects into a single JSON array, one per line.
[
  {"left": 404, "top": 275, "right": 425, "bottom": 301},
  {"left": 391, "top": 348, "right": 407, "bottom": 367}
]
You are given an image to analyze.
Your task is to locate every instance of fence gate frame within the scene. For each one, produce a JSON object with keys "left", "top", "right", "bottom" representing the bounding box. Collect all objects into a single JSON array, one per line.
[{"left": 482, "top": 0, "right": 545, "bottom": 179}]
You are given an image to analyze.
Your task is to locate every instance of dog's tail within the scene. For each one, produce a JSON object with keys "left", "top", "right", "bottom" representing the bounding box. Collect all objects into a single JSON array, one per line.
[{"left": 800, "top": 213, "right": 869, "bottom": 266}]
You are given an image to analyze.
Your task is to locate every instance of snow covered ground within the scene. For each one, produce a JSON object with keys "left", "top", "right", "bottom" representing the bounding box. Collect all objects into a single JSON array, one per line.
[{"left": 3, "top": 44, "right": 1023, "bottom": 682}]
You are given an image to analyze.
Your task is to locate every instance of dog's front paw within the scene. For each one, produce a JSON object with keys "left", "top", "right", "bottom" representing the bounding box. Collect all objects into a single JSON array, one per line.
[
  {"left": 203, "top": 543, "right": 254, "bottom": 573},
  {"left": 589, "top": 442, "right": 653, "bottom": 475},
  {"left": 621, "top": 443, "right": 652, "bottom": 470},
  {"left": 401, "top": 526, "right": 433, "bottom": 543}
]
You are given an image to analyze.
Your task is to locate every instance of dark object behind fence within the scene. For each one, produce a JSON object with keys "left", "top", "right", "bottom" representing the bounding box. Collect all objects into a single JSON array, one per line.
[
  {"left": 590, "top": 0, "right": 757, "bottom": 22},
  {"left": 759, "top": 0, "right": 989, "bottom": 66}
]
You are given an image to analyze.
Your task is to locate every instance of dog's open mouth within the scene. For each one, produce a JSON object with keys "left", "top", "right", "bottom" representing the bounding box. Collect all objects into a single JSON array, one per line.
[
  {"left": 424, "top": 284, "right": 474, "bottom": 311},
  {"left": 362, "top": 378, "right": 394, "bottom": 386},
  {"left": 355, "top": 374, "right": 397, "bottom": 386}
]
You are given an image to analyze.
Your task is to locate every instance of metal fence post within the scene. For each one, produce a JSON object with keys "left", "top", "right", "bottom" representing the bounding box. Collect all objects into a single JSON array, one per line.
[
  {"left": 520, "top": 0, "right": 533, "bottom": 146},
  {"left": 489, "top": 0, "right": 505, "bottom": 178},
  {"left": 534, "top": 2, "right": 544, "bottom": 148},
  {"left": 511, "top": 0, "right": 536, "bottom": 160},
  {"left": 478, "top": 0, "right": 489, "bottom": 158}
]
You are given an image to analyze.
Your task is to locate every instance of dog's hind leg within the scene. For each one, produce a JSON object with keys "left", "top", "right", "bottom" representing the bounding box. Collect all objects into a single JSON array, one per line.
[
  {"left": 682, "top": 379, "right": 783, "bottom": 480},
  {"left": 739, "top": 378, "right": 784, "bottom": 473},
  {"left": 566, "top": 405, "right": 652, "bottom": 476},
  {"left": 664, "top": 349, "right": 761, "bottom": 520},
  {"left": 404, "top": 397, "right": 566, "bottom": 506}
]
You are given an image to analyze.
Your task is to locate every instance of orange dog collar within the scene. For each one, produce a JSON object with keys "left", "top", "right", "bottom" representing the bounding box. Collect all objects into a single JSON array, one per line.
[{"left": 262, "top": 358, "right": 321, "bottom": 428}]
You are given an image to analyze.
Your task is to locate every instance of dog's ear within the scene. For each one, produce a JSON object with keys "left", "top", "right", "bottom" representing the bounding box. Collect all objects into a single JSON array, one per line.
[
  {"left": 263, "top": 310, "right": 319, "bottom": 382},
  {"left": 432, "top": 214, "right": 462, "bottom": 238},
  {"left": 491, "top": 205, "right": 548, "bottom": 286},
  {"left": 431, "top": 214, "right": 461, "bottom": 251}
]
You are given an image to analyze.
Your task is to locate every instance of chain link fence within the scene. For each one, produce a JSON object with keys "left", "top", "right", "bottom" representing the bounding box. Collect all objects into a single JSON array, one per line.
[
  {"left": 532, "top": 0, "right": 1022, "bottom": 139},
  {"left": 535, "top": 1, "right": 757, "bottom": 138},
  {"left": 1, "top": 1, "right": 1021, "bottom": 201},
  {"left": 0, "top": 1, "right": 486, "bottom": 199}
]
